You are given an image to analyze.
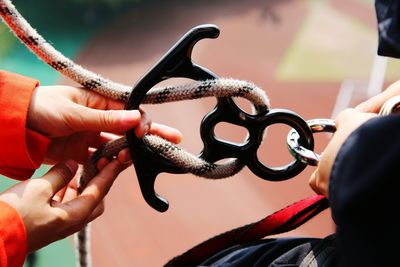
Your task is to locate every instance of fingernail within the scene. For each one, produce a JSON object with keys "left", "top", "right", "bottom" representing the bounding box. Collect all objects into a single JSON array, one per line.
[
  {"left": 142, "top": 124, "right": 150, "bottom": 135},
  {"left": 65, "top": 159, "right": 78, "bottom": 175},
  {"left": 121, "top": 110, "right": 140, "bottom": 126}
]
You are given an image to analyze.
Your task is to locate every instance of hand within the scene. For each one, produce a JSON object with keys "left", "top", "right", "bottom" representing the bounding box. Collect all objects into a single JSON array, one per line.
[
  {"left": 27, "top": 85, "right": 182, "bottom": 164},
  {"left": 0, "top": 159, "right": 127, "bottom": 252},
  {"left": 356, "top": 80, "right": 400, "bottom": 112},
  {"left": 308, "top": 109, "right": 377, "bottom": 196},
  {"left": 309, "top": 79, "right": 400, "bottom": 196}
]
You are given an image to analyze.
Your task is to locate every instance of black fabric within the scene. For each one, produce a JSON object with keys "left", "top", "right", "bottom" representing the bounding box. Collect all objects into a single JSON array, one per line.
[
  {"left": 329, "top": 115, "right": 400, "bottom": 267},
  {"left": 198, "top": 235, "right": 337, "bottom": 267},
  {"left": 375, "top": 0, "right": 400, "bottom": 58}
]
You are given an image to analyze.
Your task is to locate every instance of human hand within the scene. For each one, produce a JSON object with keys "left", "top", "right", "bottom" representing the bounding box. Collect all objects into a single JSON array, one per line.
[
  {"left": 27, "top": 85, "right": 182, "bottom": 164},
  {"left": 356, "top": 80, "right": 400, "bottom": 112},
  {"left": 0, "top": 159, "right": 127, "bottom": 252},
  {"left": 308, "top": 109, "right": 377, "bottom": 196},
  {"left": 308, "top": 80, "right": 400, "bottom": 196}
]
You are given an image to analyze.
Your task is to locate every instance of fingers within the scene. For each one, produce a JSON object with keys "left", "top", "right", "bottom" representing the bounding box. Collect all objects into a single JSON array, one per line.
[
  {"left": 356, "top": 80, "right": 400, "bottom": 112},
  {"left": 309, "top": 170, "right": 326, "bottom": 196},
  {"left": 53, "top": 186, "right": 67, "bottom": 203},
  {"left": 308, "top": 109, "right": 378, "bottom": 197},
  {"left": 57, "top": 177, "right": 79, "bottom": 204},
  {"left": 89, "top": 122, "right": 182, "bottom": 169},
  {"left": 356, "top": 94, "right": 387, "bottom": 113},
  {"left": 43, "top": 160, "right": 78, "bottom": 197},
  {"left": 96, "top": 157, "right": 110, "bottom": 170},
  {"left": 87, "top": 200, "right": 105, "bottom": 222},
  {"left": 117, "top": 148, "right": 132, "bottom": 165},
  {"left": 94, "top": 148, "right": 131, "bottom": 170},
  {"left": 74, "top": 102, "right": 182, "bottom": 142},
  {"left": 72, "top": 105, "right": 155, "bottom": 138},
  {"left": 133, "top": 108, "right": 152, "bottom": 138},
  {"left": 149, "top": 123, "right": 183, "bottom": 144},
  {"left": 90, "top": 121, "right": 182, "bottom": 148},
  {"left": 73, "top": 106, "right": 142, "bottom": 133},
  {"left": 64, "top": 160, "right": 123, "bottom": 216},
  {"left": 82, "top": 89, "right": 125, "bottom": 110},
  {"left": 90, "top": 123, "right": 182, "bottom": 168}
]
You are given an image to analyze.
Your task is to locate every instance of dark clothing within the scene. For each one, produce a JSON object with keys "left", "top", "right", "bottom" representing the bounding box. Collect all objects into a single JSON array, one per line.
[
  {"left": 375, "top": 0, "right": 400, "bottom": 58},
  {"left": 199, "top": 235, "right": 337, "bottom": 267},
  {"left": 329, "top": 115, "right": 400, "bottom": 267}
]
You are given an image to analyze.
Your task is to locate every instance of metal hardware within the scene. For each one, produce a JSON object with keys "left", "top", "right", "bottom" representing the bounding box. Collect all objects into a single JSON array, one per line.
[
  {"left": 125, "top": 24, "right": 315, "bottom": 212},
  {"left": 287, "top": 119, "right": 336, "bottom": 166}
]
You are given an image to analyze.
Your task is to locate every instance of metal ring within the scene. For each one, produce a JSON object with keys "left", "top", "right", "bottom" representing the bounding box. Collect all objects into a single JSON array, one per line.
[
  {"left": 379, "top": 95, "right": 400, "bottom": 115},
  {"left": 246, "top": 109, "right": 314, "bottom": 181},
  {"left": 287, "top": 119, "right": 336, "bottom": 166}
]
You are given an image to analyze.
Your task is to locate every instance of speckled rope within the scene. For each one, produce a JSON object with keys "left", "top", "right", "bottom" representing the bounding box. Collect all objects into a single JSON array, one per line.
[{"left": 0, "top": 1, "right": 270, "bottom": 266}]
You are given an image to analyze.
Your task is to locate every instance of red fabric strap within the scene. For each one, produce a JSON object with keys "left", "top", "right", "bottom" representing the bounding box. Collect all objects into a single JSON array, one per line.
[{"left": 166, "top": 194, "right": 329, "bottom": 266}]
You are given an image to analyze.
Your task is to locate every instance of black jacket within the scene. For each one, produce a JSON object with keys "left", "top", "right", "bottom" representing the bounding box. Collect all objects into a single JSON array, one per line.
[
  {"left": 376, "top": 0, "right": 400, "bottom": 58},
  {"left": 330, "top": 115, "right": 400, "bottom": 267}
]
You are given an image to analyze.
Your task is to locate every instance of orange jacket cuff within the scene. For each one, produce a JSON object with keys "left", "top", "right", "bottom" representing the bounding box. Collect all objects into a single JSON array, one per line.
[
  {"left": 0, "top": 201, "right": 27, "bottom": 267},
  {"left": 0, "top": 70, "right": 50, "bottom": 180}
]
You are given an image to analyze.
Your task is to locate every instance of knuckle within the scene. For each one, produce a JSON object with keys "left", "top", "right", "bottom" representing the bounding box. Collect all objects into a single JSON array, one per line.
[
  {"left": 54, "top": 208, "right": 70, "bottom": 223},
  {"left": 67, "top": 107, "right": 85, "bottom": 131},
  {"left": 100, "top": 110, "right": 116, "bottom": 128},
  {"left": 67, "top": 209, "right": 86, "bottom": 225}
]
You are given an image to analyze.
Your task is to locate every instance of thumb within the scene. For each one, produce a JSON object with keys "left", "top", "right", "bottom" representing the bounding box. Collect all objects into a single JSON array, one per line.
[
  {"left": 309, "top": 169, "right": 328, "bottom": 197},
  {"left": 308, "top": 170, "right": 320, "bottom": 194},
  {"left": 42, "top": 160, "right": 78, "bottom": 197},
  {"left": 74, "top": 107, "right": 142, "bottom": 133}
]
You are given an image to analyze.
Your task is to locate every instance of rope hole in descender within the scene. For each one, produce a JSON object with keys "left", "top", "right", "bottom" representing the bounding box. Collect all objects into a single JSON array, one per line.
[
  {"left": 210, "top": 97, "right": 259, "bottom": 145},
  {"left": 125, "top": 24, "right": 315, "bottom": 212},
  {"left": 213, "top": 122, "right": 250, "bottom": 146}
]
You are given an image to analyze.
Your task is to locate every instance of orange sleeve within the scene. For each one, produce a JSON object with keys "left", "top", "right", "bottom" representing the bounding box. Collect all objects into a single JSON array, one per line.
[
  {"left": 0, "top": 70, "right": 50, "bottom": 180},
  {"left": 0, "top": 201, "right": 27, "bottom": 267}
]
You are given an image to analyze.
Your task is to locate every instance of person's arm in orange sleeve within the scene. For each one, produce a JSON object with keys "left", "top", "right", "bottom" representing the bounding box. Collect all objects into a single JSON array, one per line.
[
  {"left": 0, "top": 70, "right": 50, "bottom": 267},
  {"left": 0, "top": 69, "right": 182, "bottom": 266},
  {"left": 0, "top": 201, "right": 26, "bottom": 267},
  {"left": 0, "top": 70, "right": 50, "bottom": 180}
]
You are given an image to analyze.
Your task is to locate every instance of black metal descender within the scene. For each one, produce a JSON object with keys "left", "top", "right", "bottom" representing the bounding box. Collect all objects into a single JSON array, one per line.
[{"left": 125, "top": 24, "right": 314, "bottom": 212}]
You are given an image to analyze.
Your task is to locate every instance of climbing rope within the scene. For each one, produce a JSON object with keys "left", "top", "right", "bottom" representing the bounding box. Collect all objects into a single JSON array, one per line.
[{"left": 0, "top": 1, "right": 270, "bottom": 266}]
